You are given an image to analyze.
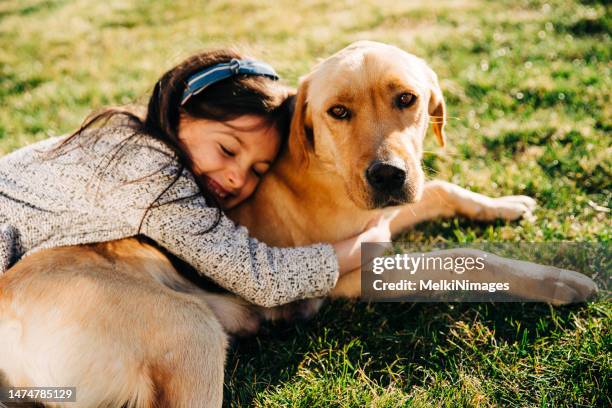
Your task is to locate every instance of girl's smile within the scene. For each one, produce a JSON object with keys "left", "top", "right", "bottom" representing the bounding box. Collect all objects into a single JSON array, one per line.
[{"left": 204, "top": 175, "right": 236, "bottom": 201}]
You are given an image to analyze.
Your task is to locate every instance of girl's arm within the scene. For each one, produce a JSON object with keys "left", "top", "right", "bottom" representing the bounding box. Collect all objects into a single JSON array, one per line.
[
  {"left": 141, "top": 178, "right": 393, "bottom": 308},
  {"left": 142, "top": 195, "right": 338, "bottom": 308}
]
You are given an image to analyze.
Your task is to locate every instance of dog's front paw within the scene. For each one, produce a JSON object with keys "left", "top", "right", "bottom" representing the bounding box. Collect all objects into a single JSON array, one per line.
[
  {"left": 483, "top": 195, "right": 537, "bottom": 221},
  {"left": 549, "top": 269, "right": 599, "bottom": 305},
  {"left": 491, "top": 255, "right": 599, "bottom": 304}
]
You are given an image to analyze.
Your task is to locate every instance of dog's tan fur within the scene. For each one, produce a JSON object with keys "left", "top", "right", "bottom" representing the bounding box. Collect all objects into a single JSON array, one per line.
[{"left": 0, "top": 42, "right": 596, "bottom": 407}]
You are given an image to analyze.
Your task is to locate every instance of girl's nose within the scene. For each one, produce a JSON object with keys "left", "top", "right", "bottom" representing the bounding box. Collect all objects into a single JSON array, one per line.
[{"left": 226, "top": 167, "right": 246, "bottom": 190}]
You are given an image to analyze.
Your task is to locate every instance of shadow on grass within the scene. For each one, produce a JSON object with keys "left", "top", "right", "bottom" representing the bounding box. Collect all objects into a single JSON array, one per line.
[{"left": 224, "top": 298, "right": 605, "bottom": 406}]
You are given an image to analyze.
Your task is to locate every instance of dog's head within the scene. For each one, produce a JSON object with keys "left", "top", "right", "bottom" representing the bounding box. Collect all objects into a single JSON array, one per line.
[{"left": 289, "top": 41, "right": 446, "bottom": 209}]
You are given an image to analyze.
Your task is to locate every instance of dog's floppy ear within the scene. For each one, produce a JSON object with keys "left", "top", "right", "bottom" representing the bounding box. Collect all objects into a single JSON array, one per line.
[
  {"left": 288, "top": 76, "right": 314, "bottom": 166},
  {"left": 427, "top": 69, "right": 446, "bottom": 147}
]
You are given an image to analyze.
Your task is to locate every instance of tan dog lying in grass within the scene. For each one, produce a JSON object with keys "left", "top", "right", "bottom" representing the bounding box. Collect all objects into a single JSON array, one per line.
[{"left": 0, "top": 41, "right": 597, "bottom": 407}]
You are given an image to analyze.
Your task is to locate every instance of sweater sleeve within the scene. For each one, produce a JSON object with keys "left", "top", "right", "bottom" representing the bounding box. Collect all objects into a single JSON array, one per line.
[
  {"left": 140, "top": 170, "right": 340, "bottom": 308},
  {"left": 0, "top": 224, "right": 17, "bottom": 274}
]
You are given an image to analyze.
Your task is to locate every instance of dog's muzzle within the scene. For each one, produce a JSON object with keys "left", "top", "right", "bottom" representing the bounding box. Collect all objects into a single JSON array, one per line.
[{"left": 366, "top": 160, "right": 408, "bottom": 207}]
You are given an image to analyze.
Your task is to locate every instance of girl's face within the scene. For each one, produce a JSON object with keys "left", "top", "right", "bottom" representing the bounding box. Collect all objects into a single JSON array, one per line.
[{"left": 178, "top": 115, "right": 281, "bottom": 209}]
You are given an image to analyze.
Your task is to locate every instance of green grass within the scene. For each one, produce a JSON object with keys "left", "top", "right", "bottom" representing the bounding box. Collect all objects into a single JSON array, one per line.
[{"left": 1, "top": 0, "right": 610, "bottom": 406}]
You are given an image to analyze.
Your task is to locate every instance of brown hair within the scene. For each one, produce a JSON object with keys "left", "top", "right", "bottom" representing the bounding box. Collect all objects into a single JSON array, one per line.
[{"left": 56, "top": 49, "right": 294, "bottom": 232}]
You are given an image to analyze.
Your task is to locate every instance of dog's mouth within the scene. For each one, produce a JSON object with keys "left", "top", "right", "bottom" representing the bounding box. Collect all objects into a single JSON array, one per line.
[
  {"left": 372, "top": 192, "right": 410, "bottom": 208},
  {"left": 370, "top": 186, "right": 423, "bottom": 209}
]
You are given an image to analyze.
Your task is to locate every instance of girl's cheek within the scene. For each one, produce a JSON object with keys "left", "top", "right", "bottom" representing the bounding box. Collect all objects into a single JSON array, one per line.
[
  {"left": 244, "top": 179, "right": 258, "bottom": 197},
  {"left": 239, "top": 178, "right": 259, "bottom": 201},
  {"left": 210, "top": 150, "right": 226, "bottom": 167},
  {"left": 201, "top": 152, "right": 226, "bottom": 175}
]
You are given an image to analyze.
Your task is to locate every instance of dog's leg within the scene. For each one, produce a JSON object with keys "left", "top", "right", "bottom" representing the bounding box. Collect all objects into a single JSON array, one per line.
[
  {"left": 146, "top": 318, "right": 227, "bottom": 408},
  {"left": 377, "top": 249, "right": 598, "bottom": 304},
  {"left": 331, "top": 249, "right": 597, "bottom": 303},
  {"left": 391, "top": 180, "right": 536, "bottom": 234}
]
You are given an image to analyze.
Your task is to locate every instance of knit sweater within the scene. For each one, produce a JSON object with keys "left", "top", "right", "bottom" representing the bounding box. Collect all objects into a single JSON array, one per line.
[{"left": 0, "top": 124, "right": 339, "bottom": 307}]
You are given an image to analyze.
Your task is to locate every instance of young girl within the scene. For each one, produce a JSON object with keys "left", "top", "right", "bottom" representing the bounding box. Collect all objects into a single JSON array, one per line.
[{"left": 0, "top": 49, "right": 391, "bottom": 308}]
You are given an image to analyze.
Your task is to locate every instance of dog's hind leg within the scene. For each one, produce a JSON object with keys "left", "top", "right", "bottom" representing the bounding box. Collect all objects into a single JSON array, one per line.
[
  {"left": 0, "top": 241, "right": 228, "bottom": 408},
  {"left": 145, "top": 313, "right": 227, "bottom": 408}
]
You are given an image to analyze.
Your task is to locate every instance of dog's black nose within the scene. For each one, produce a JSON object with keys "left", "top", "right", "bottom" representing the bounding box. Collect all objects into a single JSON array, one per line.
[{"left": 366, "top": 161, "right": 406, "bottom": 194}]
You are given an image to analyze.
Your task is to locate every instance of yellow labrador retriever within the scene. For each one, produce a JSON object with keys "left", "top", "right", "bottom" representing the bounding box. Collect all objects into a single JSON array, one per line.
[{"left": 0, "top": 41, "right": 596, "bottom": 407}]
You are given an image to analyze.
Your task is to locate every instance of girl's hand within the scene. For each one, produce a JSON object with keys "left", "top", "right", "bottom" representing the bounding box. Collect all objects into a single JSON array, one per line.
[
  {"left": 361, "top": 210, "right": 398, "bottom": 243},
  {"left": 332, "top": 210, "right": 398, "bottom": 276}
]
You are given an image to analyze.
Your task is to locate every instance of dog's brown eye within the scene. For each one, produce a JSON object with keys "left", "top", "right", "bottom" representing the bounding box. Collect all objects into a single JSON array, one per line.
[
  {"left": 328, "top": 105, "right": 351, "bottom": 120},
  {"left": 396, "top": 92, "right": 416, "bottom": 109}
]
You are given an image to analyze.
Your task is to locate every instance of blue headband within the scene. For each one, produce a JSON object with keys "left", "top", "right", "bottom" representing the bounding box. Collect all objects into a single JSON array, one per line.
[{"left": 181, "top": 58, "right": 279, "bottom": 105}]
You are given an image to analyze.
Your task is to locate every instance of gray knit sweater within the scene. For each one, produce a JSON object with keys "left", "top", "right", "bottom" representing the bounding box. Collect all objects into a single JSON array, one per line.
[{"left": 0, "top": 124, "right": 339, "bottom": 307}]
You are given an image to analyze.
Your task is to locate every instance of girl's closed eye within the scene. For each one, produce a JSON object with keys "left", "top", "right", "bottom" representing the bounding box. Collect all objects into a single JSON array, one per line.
[
  {"left": 219, "top": 144, "right": 236, "bottom": 157},
  {"left": 252, "top": 163, "right": 270, "bottom": 178}
]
